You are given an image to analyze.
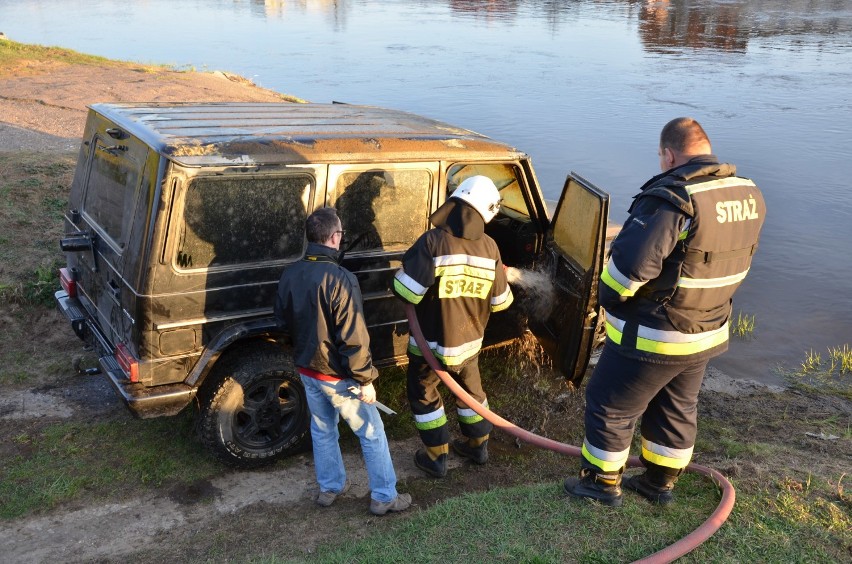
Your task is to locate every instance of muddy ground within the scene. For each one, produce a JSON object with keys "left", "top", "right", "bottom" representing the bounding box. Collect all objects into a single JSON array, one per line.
[{"left": 1, "top": 47, "right": 850, "bottom": 563}]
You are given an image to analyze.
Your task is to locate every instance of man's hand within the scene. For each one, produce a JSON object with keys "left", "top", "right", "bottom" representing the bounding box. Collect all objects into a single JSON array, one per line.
[{"left": 359, "top": 383, "right": 377, "bottom": 404}]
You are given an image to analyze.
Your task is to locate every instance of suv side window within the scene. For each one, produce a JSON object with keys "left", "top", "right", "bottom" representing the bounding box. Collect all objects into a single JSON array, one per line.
[
  {"left": 447, "top": 163, "right": 530, "bottom": 222},
  {"left": 175, "top": 174, "right": 312, "bottom": 270},
  {"left": 448, "top": 163, "right": 537, "bottom": 266},
  {"left": 82, "top": 138, "right": 144, "bottom": 249},
  {"left": 333, "top": 169, "right": 432, "bottom": 252}
]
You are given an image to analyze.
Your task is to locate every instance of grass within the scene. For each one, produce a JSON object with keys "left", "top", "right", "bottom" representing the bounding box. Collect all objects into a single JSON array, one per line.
[
  {"left": 0, "top": 39, "right": 154, "bottom": 78},
  {"left": 732, "top": 310, "right": 756, "bottom": 338},
  {"left": 785, "top": 344, "right": 852, "bottom": 400},
  {"left": 0, "top": 152, "right": 74, "bottom": 302},
  {"left": 269, "top": 469, "right": 850, "bottom": 563},
  {"left": 0, "top": 411, "right": 222, "bottom": 519}
]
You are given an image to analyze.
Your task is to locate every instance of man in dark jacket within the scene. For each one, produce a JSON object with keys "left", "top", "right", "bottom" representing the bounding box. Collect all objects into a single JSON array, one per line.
[
  {"left": 393, "top": 176, "right": 513, "bottom": 478},
  {"left": 564, "top": 118, "right": 765, "bottom": 506},
  {"left": 274, "top": 207, "right": 411, "bottom": 515}
]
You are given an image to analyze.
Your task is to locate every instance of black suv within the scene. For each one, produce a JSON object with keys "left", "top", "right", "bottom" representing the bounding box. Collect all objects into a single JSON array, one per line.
[{"left": 55, "top": 102, "right": 610, "bottom": 468}]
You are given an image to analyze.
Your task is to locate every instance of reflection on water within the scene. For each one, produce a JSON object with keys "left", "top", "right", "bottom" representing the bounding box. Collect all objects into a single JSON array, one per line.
[{"left": 3, "top": 0, "right": 852, "bottom": 384}]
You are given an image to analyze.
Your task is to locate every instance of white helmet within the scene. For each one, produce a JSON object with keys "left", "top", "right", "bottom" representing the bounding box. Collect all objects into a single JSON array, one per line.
[{"left": 451, "top": 175, "right": 502, "bottom": 223}]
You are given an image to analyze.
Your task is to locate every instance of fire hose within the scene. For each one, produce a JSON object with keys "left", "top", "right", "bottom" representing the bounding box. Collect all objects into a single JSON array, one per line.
[{"left": 404, "top": 303, "right": 735, "bottom": 563}]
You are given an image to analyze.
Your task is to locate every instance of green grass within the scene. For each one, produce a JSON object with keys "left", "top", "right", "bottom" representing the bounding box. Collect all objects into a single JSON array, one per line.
[
  {"left": 732, "top": 310, "right": 756, "bottom": 338},
  {"left": 0, "top": 412, "right": 222, "bottom": 519},
  {"left": 0, "top": 152, "right": 74, "bottom": 297},
  {"left": 0, "top": 39, "right": 111, "bottom": 70},
  {"left": 785, "top": 345, "right": 852, "bottom": 400},
  {"left": 267, "top": 471, "right": 849, "bottom": 563}
]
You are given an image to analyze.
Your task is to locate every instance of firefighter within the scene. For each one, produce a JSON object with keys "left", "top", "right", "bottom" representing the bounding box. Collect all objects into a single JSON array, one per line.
[
  {"left": 393, "top": 175, "right": 513, "bottom": 478},
  {"left": 564, "top": 117, "right": 766, "bottom": 506}
]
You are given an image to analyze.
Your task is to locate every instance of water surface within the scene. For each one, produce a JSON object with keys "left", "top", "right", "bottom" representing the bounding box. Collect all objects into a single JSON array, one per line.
[{"left": 4, "top": 0, "right": 851, "bottom": 384}]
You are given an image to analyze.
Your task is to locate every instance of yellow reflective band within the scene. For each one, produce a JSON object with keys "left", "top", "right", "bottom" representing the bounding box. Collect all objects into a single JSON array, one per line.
[
  {"left": 438, "top": 274, "right": 492, "bottom": 299},
  {"left": 636, "top": 328, "right": 728, "bottom": 355},
  {"left": 581, "top": 441, "right": 629, "bottom": 473},
  {"left": 435, "top": 264, "right": 496, "bottom": 281},
  {"left": 457, "top": 405, "right": 485, "bottom": 424},
  {"left": 605, "top": 318, "right": 729, "bottom": 355},
  {"left": 641, "top": 440, "right": 693, "bottom": 470},
  {"left": 407, "top": 337, "right": 483, "bottom": 367},
  {"left": 414, "top": 407, "right": 445, "bottom": 423},
  {"left": 415, "top": 414, "right": 448, "bottom": 431},
  {"left": 678, "top": 229, "right": 689, "bottom": 241},
  {"left": 605, "top": 320, "right": 623, "bottom": 345},
  {"left": 601, "top": 262, "right": 644, "bottom": 297},
  {"left": 678, "top": 269, "right": 749, "bottom": 289},
  {"left": 491, "top": 288, "right": 514, "bottom": 312},
  {"left": 393, "top": 277, "right": 425, "bottom": 304}
]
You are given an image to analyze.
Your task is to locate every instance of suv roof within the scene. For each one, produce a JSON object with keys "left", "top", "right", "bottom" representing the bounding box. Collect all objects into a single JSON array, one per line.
[{"left": 91, "top": 102, "right": 526, "bottom": 166}]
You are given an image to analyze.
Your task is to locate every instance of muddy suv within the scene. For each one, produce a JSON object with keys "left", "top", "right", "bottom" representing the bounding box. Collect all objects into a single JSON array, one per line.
[{"left": 55, "top": 102, "right": 610, "bottom": 468}]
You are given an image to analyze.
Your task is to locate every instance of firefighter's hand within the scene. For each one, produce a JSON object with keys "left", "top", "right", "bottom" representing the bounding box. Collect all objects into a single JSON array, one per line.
[{"left": 359, "top": 383, "right": 377, "bottom": 404}]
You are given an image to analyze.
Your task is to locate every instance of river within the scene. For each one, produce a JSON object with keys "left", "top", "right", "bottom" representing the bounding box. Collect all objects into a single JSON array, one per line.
[{"left": 3, "top": 0, "right": 851, "bottom": 385}]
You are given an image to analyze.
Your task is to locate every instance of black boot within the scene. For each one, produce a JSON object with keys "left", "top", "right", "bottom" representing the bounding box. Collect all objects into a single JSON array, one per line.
[
  {"left": 451, "top": 438, "right": 488, "bottom": 465},
  {"left": 563, "top": 467, "right": 623, "bottom": 507},
  {"left": 414, "top": 448, "right": 447, "bottom": 478},
  {"left": 624, "top": 463, "right": 682, "bottom": 506}
]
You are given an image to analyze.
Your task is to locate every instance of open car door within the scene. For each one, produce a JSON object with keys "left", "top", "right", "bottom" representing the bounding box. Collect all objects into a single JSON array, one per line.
[{"left": 529, "top": 172, "right": 609, "bottom": 386}]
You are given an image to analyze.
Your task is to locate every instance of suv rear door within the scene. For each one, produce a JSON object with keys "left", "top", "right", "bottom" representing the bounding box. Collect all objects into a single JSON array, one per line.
[
  {"left": 73, "top": 129, "right": 149, "bottom": 350},
  {"left": 529, "top": 173, "right": 609, "bottom": 385}
]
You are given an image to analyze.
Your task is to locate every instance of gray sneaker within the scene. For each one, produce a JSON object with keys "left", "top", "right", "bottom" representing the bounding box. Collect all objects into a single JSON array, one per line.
[
  {"left": 370, "top": 493, "right": 412, "bottom": 516},
  {"left": 315, "top": 479, "right": 351, "bottom": 507}
]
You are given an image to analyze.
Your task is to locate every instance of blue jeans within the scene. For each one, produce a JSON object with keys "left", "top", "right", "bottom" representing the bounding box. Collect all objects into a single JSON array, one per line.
[{"left": 300, "top": 375, "right": 398, "bottom": 503}]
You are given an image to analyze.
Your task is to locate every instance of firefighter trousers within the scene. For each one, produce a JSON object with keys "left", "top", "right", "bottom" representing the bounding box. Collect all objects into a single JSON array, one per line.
[
  {"left": 583, "top": 343, "right": 709, "bottom": 472},
  {"left": 406, "top": 355, "right": 493, "bottom": 447}
]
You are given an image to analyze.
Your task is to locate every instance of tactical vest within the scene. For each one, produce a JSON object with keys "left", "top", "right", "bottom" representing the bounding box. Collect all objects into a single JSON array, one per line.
[{"left": 638, "top": 168, "right": 766, "bottom": 335}]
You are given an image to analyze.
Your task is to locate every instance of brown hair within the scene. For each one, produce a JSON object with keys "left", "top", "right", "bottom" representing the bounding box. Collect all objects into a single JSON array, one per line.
[
  {"left": 305, "top": 207, "right": 340, "bottom": 243},
  {"left": 660, "top": 117, "right": 711, "bottom": 153}
]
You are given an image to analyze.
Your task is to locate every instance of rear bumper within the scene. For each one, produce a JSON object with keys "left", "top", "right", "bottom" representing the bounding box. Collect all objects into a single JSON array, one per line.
[{"left": 55, "top": 290, "right": 195, "bottom": 418}]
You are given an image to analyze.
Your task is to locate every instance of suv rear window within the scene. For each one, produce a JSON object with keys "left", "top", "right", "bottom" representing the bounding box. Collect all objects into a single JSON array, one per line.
[
  {"left": 82, "top": 140, "right": 143, "bottom": 247},
  {"left": 175, "top": 174, "right": 312, "bottom": 270}
]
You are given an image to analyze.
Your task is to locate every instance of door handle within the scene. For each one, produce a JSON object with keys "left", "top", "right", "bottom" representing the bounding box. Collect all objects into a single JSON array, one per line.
[{"left": 108, "top": 279, "right": 121, "bottom": 300}]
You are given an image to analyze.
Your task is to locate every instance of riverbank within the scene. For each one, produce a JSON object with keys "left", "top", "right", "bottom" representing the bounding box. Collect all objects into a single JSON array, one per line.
[{"left": 1, "top": 40, "right": 849, "bottom": 562}]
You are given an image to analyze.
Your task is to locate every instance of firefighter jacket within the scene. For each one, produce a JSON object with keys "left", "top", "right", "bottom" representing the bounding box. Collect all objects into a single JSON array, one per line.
[
  {"left": 274, "top": 242, "right": 378, "bottom": 385},
  {"left": 393, "top": 199, "right": 513, "bottom": 368},
  {"left": 600, "top": 155, "right": 765, "bottom": 363}
]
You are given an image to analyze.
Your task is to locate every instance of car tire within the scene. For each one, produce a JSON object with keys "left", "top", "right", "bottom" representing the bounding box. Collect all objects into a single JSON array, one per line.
[{"left": 197, "top": 346, "right": 309, "bottom": 469}]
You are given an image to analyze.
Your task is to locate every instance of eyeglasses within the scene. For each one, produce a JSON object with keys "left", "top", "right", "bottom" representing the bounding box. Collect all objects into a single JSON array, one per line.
[{"left": 334, "top": 230, "right": 346, "bottom": 237}]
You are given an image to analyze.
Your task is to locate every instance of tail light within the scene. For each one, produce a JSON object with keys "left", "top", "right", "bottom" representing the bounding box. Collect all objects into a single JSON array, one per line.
[
  {"left": 115, "top": 343, "right": 140, "bottom": 383},
  {"left": 59, "top": 267, "right": 77, "bottom": 298}
]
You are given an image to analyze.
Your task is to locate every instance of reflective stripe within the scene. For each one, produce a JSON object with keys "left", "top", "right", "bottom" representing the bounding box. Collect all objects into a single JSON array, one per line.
[
  {"left": 435, "top": 264, "right": 496, "bottom": 281},
  {"left": 414, "top": 407, "right": 448, "bottom": 431},
  {"left": 685, "top": 177, "right": 756, "bottom": 195},
  {"left": 581, "top": 438, "right": 629, "bottom": 473},
  {"left": 490, "top": 286, "right": 513, "bottom": 312},
  {"left": 601, "top": 261, "right": 645, "bottom": 297},
  {"left": 393, "top": 270, "right": 427, "bottom": 304},
  {"left": 605, "top": 313, "right": 729, "bottom": 356},
  {"left": 678, "top": 218, "right": 692, "bottom": 241},
  {"left": 434, "top": 254, "right": 496, "bottom": 269},
  {"left": 408, "top": 335, "right": 483, "bottom": 366},
  {"left": 458, "top": 400, "right": 488, "bottom": 424},
  {"left": 678, "top": 269, "right": 749, "bottom": 289},
  {"left": 641, "top": 438, "right": 693, "bottom": 469}
]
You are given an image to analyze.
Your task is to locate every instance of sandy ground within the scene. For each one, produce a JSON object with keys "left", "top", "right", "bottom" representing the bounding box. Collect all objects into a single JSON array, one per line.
[{"left": 0, "top": 51, "right": 806, "bottom": 563}]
